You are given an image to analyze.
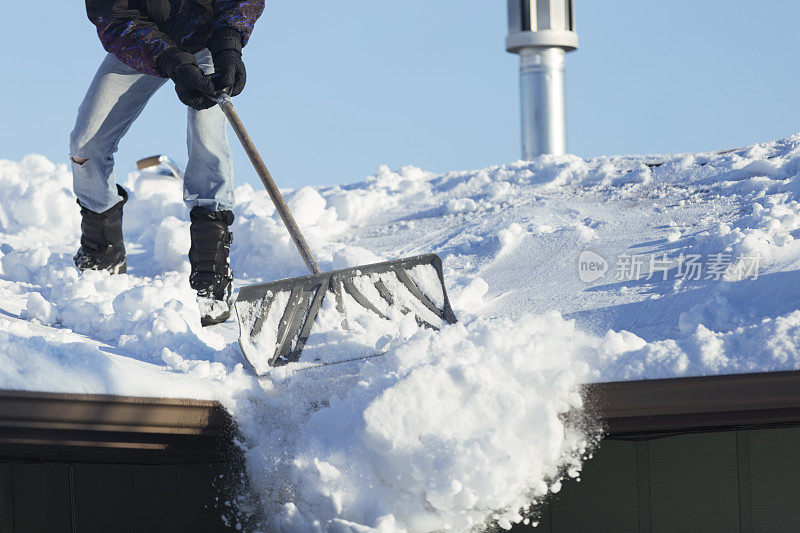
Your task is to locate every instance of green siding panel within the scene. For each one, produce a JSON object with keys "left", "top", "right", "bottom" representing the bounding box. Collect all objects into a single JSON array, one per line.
[
  {"left": 11, "top": 464, "right": 71, "bottom": 533},
  {"left": 210, "top": 463, "right": 250, "bottom": 531},
  {"left": 73, "top": 464, "right": 134, "bottom": 533},
  {"left": 132, "top": 465, "right": 180, "bottom": 533},
  {"left": 178, "top": 464, "right": 233, "bottom": 533},
  {"left": 512, "top": 440, "right": 638, "bottom": 532},
  {"left": 549, "top": 440, "right": 639, "bottom": 533},
  {"left": 648, "top": 432, "right": 740, "bottom": 533},
  {"left": 0, "top": 465, "right": 13, "bottom": 533},
  {"left": 749, "top": 427, "right": 800, "bottom": 532},
  {"left": 3, "top": 425, "right": 800, "bottom": 532},
  {"left": 520, "top": 428, "right": 800, "bottom": 532},
  {"left": 635, "top": 441, "right": 651, "bottom": 532},
  {"left": 736, "top": 431, "right": 753, "bottom": 533},
  {"left": 535, "top": 500, "right": 552, "bottom": 533}
]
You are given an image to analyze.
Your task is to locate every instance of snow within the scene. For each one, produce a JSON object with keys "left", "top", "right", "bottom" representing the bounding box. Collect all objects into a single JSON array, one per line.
[
  {"left": 407, "top": 264, "right": 445, "bottom": 309},
  {"left": 153, "top": 216, "right": 191, "bottom": 272},
  {"left": 3, "top": 135, "right": 800, "bottom": 529},
  {"left": 244, "top": 313, "right": 596, "bottom": 532}
]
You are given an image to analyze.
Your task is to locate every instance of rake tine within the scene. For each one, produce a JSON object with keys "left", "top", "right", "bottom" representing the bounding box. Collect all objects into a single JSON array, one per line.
[
  {"left": 341, "top": 276, "right": 391, "bottom": 320},
  {"left": 248, "top": 292, "right": 276, "bottom": 341},
  {"left": 284, "top": 281, "right": 329, "bottom": 364},
  {"left": 394, "top": 268, "right": 451, "bottom": 322},
  {"left": 273, "top": 285, "right": 318, "bottom": 365}
]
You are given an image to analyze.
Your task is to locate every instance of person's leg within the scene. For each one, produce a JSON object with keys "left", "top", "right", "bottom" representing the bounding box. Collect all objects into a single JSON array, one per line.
[
  {"left": 184, "top": 49, "right": 235, "bottom": 325},
  {"left": 70, "top": 54, "right": 167, "bottom": 213},
  {"left": 183, "top": 49, "right": 235, "bottom": 212}
]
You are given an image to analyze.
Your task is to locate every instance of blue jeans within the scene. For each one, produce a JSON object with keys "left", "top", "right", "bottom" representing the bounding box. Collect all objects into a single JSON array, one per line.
[{"left": 70, "top": 50, "right": 234, "bottom": 213}]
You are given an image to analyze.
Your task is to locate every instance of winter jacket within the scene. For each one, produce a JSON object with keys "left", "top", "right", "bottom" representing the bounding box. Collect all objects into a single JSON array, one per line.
[{"left": 85, "top": 0, "right": 264, "bottom": 77}]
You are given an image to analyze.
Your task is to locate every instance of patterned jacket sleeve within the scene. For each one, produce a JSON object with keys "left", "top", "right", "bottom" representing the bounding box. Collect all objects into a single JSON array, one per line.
[
  {"left": 85, "top": 0, "right": 175, "bottom": 77},
  {"left": 212, "top": 0, "right": 265, "bottom": 46}
]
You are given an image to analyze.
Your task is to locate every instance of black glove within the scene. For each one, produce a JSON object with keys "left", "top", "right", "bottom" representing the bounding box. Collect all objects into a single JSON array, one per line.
[
  {"left": 156, "top": 48, "right": 217, "bottom": 111},
  {"left": 208, "top": 27, "right": 246, "bottom": 96}
]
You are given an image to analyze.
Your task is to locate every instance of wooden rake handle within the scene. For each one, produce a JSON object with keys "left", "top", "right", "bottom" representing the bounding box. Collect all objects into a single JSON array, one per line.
[{"left": 217, "top": 94, "right": 322, "bottom": 276}]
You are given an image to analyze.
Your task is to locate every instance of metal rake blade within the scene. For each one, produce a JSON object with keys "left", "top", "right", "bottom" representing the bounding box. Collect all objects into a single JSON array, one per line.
[{"left": 234, "top": 253, "right": 457, "bottom": 375}]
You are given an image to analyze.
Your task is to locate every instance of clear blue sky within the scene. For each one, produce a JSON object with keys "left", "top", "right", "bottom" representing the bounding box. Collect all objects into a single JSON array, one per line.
[{"left": 1, "top": 1, "right": 798, "bottom": 190}]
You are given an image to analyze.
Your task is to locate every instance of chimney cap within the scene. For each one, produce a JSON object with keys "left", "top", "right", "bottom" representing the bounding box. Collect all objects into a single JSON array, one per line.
[{"left": 506, "top": 0, "right": 578, "bottom": 53}]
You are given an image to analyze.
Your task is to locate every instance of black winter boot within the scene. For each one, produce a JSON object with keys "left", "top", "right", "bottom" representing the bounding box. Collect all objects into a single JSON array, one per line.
[
  {"left": 74, "top": 185, "right": 128, "bottom": 274},
  {"left": 189, "top": 207, "right": 235, "bottom": 326}
]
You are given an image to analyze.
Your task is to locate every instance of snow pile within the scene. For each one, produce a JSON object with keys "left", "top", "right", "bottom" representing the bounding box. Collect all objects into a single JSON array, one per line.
[
  {"left": 4, "top": 134, "right": 800, "bottom": 529},
  {"left": 241, "top": 312, "right": 606, "bottom": 531},
  {"left": 0, "top": 155, "right": 80, "bottom": 247},
  {"left": 594, "top": 304, "right": 800, "bottom": 381}
]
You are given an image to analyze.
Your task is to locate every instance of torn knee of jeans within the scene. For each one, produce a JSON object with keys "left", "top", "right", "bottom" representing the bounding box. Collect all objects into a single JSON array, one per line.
[{"left": 70, "top": 156, "right": 89, "bottom": 166}]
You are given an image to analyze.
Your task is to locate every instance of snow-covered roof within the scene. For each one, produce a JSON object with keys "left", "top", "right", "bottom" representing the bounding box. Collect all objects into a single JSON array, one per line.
[{"left": 2, "top": 135, "right": 799, "bottom": 529}]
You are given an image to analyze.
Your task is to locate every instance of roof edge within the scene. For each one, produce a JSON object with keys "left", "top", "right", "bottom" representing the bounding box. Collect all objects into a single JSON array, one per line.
[
  {"left": 0, "top": 389, "right": 235, "bottom": 464},
  {"left": 592, "top": 370, "right": 800, "bottom": 437},
  {"left": 3, "top": 370, "right": 800, "bottom": 462}
]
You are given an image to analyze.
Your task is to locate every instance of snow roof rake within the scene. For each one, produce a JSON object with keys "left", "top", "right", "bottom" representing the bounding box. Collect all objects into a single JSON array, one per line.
[{"left": 217, "top": 94, "right": 457, "bottom": 375}]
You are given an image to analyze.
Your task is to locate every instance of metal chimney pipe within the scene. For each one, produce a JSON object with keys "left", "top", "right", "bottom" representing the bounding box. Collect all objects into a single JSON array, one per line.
[
  {"left": 506, "top": 0, "right": 579, "bottom": 160},
  {"left": 519, "top": 47, "right": 567, "bottom": 157}
]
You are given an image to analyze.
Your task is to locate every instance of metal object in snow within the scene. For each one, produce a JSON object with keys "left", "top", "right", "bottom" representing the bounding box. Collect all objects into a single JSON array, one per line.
[
  {"left": 234, "top": 253, "right": 457, "bottom": 373},
  {"left": 136, "top": 154, "right": 184, "bottom": 181},
  {"left": 506, "top": 0, "right": 579, "bottom": 159}
]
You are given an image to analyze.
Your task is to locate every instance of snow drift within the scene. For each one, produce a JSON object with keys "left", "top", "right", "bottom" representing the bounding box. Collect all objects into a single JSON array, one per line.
[{"left": 3, "top": 134, "right": 800, "bottom": 529}]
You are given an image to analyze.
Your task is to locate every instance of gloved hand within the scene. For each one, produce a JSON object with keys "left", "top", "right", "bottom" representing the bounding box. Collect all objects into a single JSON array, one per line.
[
  {"left": 208, "top": 28, "right": 246, "bottom": 96},
  {"left": 156, "top": 48, "right": 217, "bottom": 111}
]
